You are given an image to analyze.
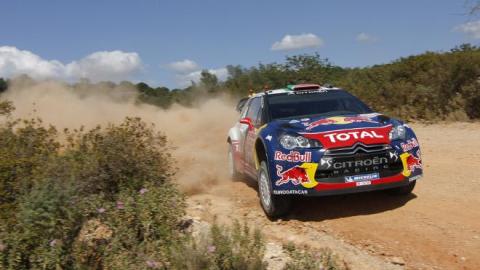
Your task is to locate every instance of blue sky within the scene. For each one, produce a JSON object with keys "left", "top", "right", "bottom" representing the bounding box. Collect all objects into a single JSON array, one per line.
[{"left": 1, "top": 0, "right": 479, "bottom": 88}]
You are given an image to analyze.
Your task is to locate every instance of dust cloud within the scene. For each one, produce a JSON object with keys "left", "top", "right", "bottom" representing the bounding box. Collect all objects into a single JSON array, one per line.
[{"left": 1, "top": 78, "right": 239, "bottom": 194}]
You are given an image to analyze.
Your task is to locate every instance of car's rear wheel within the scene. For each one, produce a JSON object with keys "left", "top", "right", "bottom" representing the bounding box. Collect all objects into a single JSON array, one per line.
[
  {"left": 258, "top": 161, "right": 291, "bottom": 218},
  {"left": 228, "top": 144, "right": 241, "bottom": 180},
  {"left": 387, "top": 181, "right": 416, "bottom": 195}
]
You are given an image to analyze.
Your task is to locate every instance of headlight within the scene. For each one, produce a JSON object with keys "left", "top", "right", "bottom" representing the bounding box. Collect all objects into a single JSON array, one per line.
[
  {"left": 279, "top": 134, "right": 322, "bottom": 150},
  {"left": 389, "top": 124, "right": 406, "bottom": 141}
]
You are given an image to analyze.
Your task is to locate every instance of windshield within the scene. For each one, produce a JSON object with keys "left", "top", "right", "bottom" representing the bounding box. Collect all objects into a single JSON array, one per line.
[{"left": 267, "top": 90, "right": 373, "bottom": 120}]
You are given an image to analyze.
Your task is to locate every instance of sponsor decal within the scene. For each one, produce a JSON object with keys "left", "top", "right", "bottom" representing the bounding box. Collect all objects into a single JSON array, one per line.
[
  {"left": 275, "top": 163, "right": 318, "bottom": 188},
  {"left": 302, "top": 126, "right": 392, "bottom": 149},
  {"left": 389, "top": 151, "right": 399, "bottom": 161},
  {"left": 401, "top": 138, "right": 419, "bottom": 152},
  {"left": 345, "top": 172, "right": 380, "bottom": 183},
  {"left": 276, "top": 165, "right": 308, "bottom": 186},
  {"left": 274, "top": 151, "right": 312, "bottom": 162},
  {"left": 409, "top": 174, "right": 423, "bottom": 182},
  {"left": 324, "top": 130, "right": 383, "bottom": 143},
  {"left": 319, "top": 153, "right": 397, "bottom": 176},
  {"left": 333, "top": 157, "right": 388, "bottom": 170},
  {"left": 273, "top": 190, "right": 308, "bottom": 195},
  {"left": 292, "top": 89, "right": 328, "bottom": 95},
  {"left": 406, "top": 150, "right": 422, "bottom": 172},
  {"left": 320, "top": 158, "right": 333, "bottom": 169},
  {"left": 400, "top": 150, "right": 423, "bottom": 177},
  {"left": 356, "top": 181, "right": 372, "bottom": 186},
  {"left": 306, "top": 115, "right": 378, "bottom": 130}
]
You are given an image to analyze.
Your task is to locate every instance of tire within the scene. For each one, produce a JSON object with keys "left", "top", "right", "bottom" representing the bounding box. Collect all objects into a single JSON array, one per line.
[
  {"left": 228, "top": 144, "right": 241, "bottom": 181},
  {"left": 387, "top": 181, "right": 416, "bottom": 195},
  {"left": 258, "top": 161, "right": 291, "bottom": 218}
]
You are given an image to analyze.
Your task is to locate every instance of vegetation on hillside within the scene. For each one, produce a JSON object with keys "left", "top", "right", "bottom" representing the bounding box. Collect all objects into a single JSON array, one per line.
[
  {"left": 221, "top": 44, "right": 480, "bottom": 121},
  {"left": 6, "top": 44, "right": 479, "bottom": 121}
]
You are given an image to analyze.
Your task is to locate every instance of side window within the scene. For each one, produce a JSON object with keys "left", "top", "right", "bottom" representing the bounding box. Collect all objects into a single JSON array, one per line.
[
  {"left": 246, "top": 97, "right": 263, "bottom": 126},
  {"left": 240, "top": 99, "right": 250, "bottom": 119}
]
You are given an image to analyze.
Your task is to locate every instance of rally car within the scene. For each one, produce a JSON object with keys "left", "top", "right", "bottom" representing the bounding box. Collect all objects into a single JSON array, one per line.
[{"left": 227, "top": 84, "right": 423, "bottom": 218}]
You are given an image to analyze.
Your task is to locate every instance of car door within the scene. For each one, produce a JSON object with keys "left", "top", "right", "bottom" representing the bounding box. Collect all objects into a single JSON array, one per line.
[
  {"left": 233, "top": 99, "right": 251, "bottom": 172},
  {"left": 243, "top": 97, "right": 263, "bottom": 176}
]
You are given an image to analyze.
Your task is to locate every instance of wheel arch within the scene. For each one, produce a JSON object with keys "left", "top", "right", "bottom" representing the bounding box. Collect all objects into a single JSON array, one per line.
[{"left": 254, "top": 138, "right": 268, "bottom": 170}]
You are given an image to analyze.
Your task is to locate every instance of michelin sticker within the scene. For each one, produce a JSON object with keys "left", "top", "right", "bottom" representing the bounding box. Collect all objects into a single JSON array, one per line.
[{"left": 345, "top": 172, "right": 380, "bottom": 183}]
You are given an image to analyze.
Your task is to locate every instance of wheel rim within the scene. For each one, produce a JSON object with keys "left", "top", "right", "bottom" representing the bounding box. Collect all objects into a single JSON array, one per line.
[
  {"left": 228, "top": 147, "right": 235, "bottom": 177},
  {"left": 259, "top": 169, "right": 272, "bottom": 209}
]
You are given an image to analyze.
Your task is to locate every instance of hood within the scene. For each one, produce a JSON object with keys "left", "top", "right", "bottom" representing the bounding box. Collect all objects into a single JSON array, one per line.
[{"left": 272, "top": 113, "right": 394, "bottom": 149}]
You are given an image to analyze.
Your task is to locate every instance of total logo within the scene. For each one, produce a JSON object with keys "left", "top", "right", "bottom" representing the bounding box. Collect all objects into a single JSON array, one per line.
[
  {"left": 302, "top": 126, "right": 392, "bottom": 149},
  {"left": 323, "top": 130, "right": 383, "bottom": 143}
]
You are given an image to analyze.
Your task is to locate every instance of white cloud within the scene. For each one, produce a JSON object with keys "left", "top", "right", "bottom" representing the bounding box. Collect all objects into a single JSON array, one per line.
[
  {"left": 167, "top": 59, "right": 200, "bottom": 73},
  {"left": 271, "top": 33, "right": 323, "bottom": 51},
  {"left": 65, "top": 51, "right": 141, "bottom": 82},
  {"left": 0, "top": 46, "right": 64, "bottom": 79},
  {"left": 356, "top": 32, "right": 378, "bottom": 43},
  {"left": 175, "top": 68, "right": 228, "bottom": 88},
  {"left": 0, "top": 46, "right": 142, "bottom": 82},
  {"left": 455, "top": 20, "right": 480, "bottom": 39}
]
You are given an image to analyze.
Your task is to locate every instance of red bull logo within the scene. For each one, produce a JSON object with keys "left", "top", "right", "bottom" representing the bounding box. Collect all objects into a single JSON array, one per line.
[
  {"left": 275, "top": 165, "right": 309, "bottom": 186},
  {"left": 274, "top": 151, "right": 312, "bottom": 162},
  {"left": 306, "top": 118, "right": 336, "bottom": 129},
  {"left": 406, "top": 151, "right": 422, "bottom": 172},
  {"left": 306, "top": 115, "right": 377, "bottom": 130},
  {"left": 401, "top": 138, "right": 419, "bottom": 152}
]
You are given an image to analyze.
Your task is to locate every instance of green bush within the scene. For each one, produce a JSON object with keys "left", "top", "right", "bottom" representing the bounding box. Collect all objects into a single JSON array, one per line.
[
  {"left": 170, "top": 221, "right": 267, "bottom": 270},
  {"left": 0, "top": 103, "right": 273, "bottom": 269},
  {"left": 282, "top": 243, "right": 346, "bottom": 270},
  {"left": 0, "top": 107, "right": 185, "bottom": 269}
]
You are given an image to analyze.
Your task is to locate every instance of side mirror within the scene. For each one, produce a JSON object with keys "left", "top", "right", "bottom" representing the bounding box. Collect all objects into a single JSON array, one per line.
[
  {"left": 236, "top": 97, "right": 249, "bottom": 113},
  {"left": 239, "top": 117, "right": 254, "bottom": 130}
]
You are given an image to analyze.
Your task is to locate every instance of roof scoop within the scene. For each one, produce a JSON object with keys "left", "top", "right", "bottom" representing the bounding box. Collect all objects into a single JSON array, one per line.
[{"left": 287, "top": 84, "right": 321, "bottom": 91}]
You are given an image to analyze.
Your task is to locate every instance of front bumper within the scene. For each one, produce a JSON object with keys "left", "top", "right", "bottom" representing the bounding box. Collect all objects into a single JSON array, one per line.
[
  {"left": 273, "top": 174, "right": 419, "bottom": 196},
  {"left": 303, "top": 174, "right": 416, "bottom": 196},
  {"left": 270, "top": 142, "right": 423, "bottom": 196}
]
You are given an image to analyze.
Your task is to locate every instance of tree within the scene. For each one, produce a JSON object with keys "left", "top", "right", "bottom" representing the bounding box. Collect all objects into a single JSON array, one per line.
[
  {"left": 200, "top": 70, "right": 219, "bottom": 93},
  {"left": 0, "top": 78, "right": 7, "bottom": 93}
]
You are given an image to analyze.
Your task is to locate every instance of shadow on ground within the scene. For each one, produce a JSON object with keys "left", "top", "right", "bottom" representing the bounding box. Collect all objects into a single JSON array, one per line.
[
  {"left": 287, "top": 191, "right": 417, "bottom": 221},
  {"left": 238, "top": 177, "right": 417, "bottom": 221}
]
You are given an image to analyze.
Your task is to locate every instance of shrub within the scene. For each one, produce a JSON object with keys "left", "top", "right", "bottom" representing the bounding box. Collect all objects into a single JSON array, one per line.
[
  {"left": 170, "top": 221, "right": 267, "bottom": 270},
  {"left": 0, "top": 108, "right": 269, "bottom": 270},
  {"left": 282, "top": 243, "right": 347, "bottom": 270},
  {"left": 0, "top": 113, "right": 184, "bottom": 269}
]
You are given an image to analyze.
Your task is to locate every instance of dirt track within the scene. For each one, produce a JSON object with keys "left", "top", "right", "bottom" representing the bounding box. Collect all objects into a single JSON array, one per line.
[{"left": 186, "top": 122, "right": 480, "bottom": 270}]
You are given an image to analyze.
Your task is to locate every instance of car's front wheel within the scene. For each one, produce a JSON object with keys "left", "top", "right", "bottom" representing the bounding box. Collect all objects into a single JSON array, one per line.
[{"left": 258, "top": 161, "right": 291, "bottom": 218}]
